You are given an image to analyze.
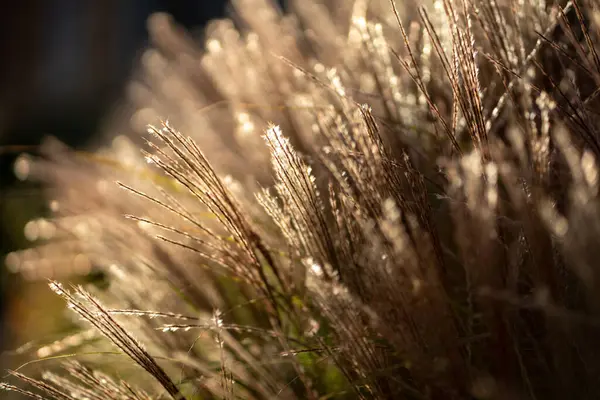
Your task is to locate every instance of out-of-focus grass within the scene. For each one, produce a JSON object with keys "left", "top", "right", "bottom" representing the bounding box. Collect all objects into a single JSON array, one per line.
[{"left": 0, "top": 185, "right": 78, "bottom": 372}]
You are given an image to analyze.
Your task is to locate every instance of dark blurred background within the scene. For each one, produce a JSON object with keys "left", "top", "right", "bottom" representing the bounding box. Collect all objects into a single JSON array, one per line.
[{"left": 0, "top": 0, "right": 229, "bottom": 368}]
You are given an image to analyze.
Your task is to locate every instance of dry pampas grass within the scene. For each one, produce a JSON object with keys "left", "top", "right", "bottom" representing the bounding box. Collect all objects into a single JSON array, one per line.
[{"left": 4, "top": 0, "right": 600, "bottom": 398}]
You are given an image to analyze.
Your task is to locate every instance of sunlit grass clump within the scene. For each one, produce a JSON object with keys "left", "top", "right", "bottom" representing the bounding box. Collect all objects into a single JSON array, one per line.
[{"left": 5, "top": 0, "right": 600, "bottom": 398}]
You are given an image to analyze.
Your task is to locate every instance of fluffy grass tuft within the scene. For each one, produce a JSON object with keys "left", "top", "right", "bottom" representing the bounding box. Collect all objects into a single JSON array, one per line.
[{"left": 5, "top": 0, "right": 600, "bottom": 398}]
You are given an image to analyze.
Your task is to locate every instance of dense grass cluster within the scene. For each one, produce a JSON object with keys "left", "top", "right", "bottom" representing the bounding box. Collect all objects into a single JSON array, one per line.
[{"left": 4, "top": 0, "right": 600, "bottom": 398}]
